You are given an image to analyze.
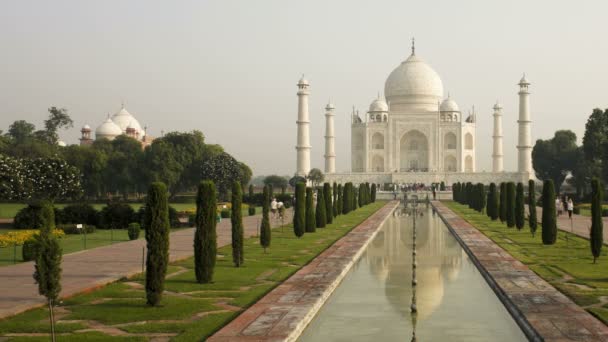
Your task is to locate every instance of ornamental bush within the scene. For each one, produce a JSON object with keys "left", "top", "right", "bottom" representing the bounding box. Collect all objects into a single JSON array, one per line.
[
  {"left": 337, "top": 184, "right": 343, "bottom": 215},
  {"left": 515, "top": 182, "right": 525, "bottom": 230},
  {"left": 22, "top": 239, "right": 38, "bottom": 261},
  {"left": 499, "top": 182, "right": 507, "bottom": 223},
  {"left": 371, "top": 183, "right": 377, "bottom": 202},
  {"left": 323, "top": 183, "right": 333, "bottom": 224},
  {"left": 13, "top": 204, "right": 46, "bottom": 229},
  {"left": 293, "top": 182, "right": 305, "bottom": 238},
  {"left": 590, "top": 178, "right": 603, "bottom": 263},
  {"left": 541, "top": 179, "right": 557, "bottom": 245},
  {"left": 316, "top": 188, "right": 326, "bottom": 228},
  {"left": 528, "top": 180, "right": 538, "bottom": 237},
  {"left": 506, "top": 182, "right": 516, "bottom": 228},
  {"left": 260, "top": 185, "right": 271, "bottom": 252},
  {"left": 128, "top": 223, "right": 140, "bottom": 240},
  {"left": 195, "top": 181, "right": 217, "bottom": 283},
  {"left": 305, "top": 187, "right": 316, "bottom": 233},
  {"left": 248, "top": 205, "right": 256, "bottom": 216},
  {"left": 144, "top": 182, "right": 170, "bottom": 306},
  {"left": 231, "top": 181, "right": 244, "bottom": 267},
  {"left": 220, "top": 209, "right": 230, "bottom": 219},
  {"left": 57, "top": 203, "right": 99, "bottom": 226},
  {"left": 99, "top": 202, "right": 135, "bottom": 230},
  {"left": 488, "top": 183, "right": 498, "bottom": 220}
]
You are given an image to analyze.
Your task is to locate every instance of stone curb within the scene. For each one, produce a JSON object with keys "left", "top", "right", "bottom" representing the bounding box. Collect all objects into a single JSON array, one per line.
[{"left": 208, "top": 201, "right": 400, "bottom": 342}]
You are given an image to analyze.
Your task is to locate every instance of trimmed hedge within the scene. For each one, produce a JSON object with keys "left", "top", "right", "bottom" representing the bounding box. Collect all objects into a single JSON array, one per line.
[{"left": 128, "top": 223, "right": 141, "bottom": 240}]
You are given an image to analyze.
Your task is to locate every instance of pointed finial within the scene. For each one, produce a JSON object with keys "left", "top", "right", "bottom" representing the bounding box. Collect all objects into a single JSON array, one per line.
[{"left": 411, "top": 37, "right": 415, "bottom": 55}]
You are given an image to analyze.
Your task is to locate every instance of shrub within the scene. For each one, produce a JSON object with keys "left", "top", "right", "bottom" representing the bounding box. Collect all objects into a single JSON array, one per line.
[
  {"left": 371, "top": 183, "right": 377, "bottom": 203},
  {"left": 316, "top": 188, "right": 327, "bottom": 228},
  {"left": 515, "top": 182, "right": 525, "bottom": 230},
  {"left": 57, "top": 203, "right": 99, "bottom": 226},
  {"left": 99, "top": 202, "right": 135, "bottom": 229},
  {"left": 168, "top": 206, "right": 181, "bottom": 228},
  {"left": 590, "top": 178, "right": 603, "bottom": 263},
  {"left": 144, "top": 182, "right": 170, "bottom": 306},
  {"left": 573, "top": 206, "right": 580, "bottom": 215},
  {"left": 231, "top": 182, "right": 244, "bottom": 267},
  {"left": 128, "top": 223, "right": 141, "bottom": 240},
  {"left": 506, "top": 182, "right": 516, "bottom": 227},
  {"left": 220, "top": 209, "right": 230, "bottom": 218},
  {"left": 488, "top": 183, "right": 498, "bottom": 220},
  {"left": 195, "top": 181, "right": 217, "bottom": 283},
  {"left": 499, "top": 182, "right": 507, "bottom": 223},
  {"left": 22, "top": 239, "right": 38, "bottom": 261},
  {"left": 260, "top": 185, "right": 271, "bottom": 252},
  {"left": 293, "top": 182, "right": 305, "bottom": 238},
  {"left": 13, "top": 204, "right": 46, "bottom": 229},
  {"left": 440, "top": 181, "right": 446, "bottom": 191},
  {"left": 529, "top": 180, "right": 538, "bottom": 237},
  {"left": 305, "top": 187, "right": 316, "bottom": 233},
  {"left": 602, "top": 209, "right": 608, "bottom": 217},
  {"left": 248, "top": 205, "right": 256, "bottom": 216},
  {"left": 323, "top": 183, "right": 333, "bottom": 224},
  {"left": 337, "top": 184, "right": 343, "bottom": 215},
  {"left": 541, "top": 179, "right": 557, "bottom": 245},
  {"left": 58, "top": 224, "right": 96, "bottom": 235}
]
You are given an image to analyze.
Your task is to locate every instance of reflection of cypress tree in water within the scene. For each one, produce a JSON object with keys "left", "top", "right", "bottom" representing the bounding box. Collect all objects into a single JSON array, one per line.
[{"left": 363, "top": 207, "right": 465, "bottom": 320}]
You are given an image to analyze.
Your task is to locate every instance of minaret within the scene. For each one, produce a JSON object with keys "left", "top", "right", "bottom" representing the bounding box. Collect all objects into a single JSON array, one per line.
[
  {"left": 517, "top": 74, "right": 533, "bottom": 174},
  {"left": 324, "top": 101, "right": 336, "bottom": 174},
  {"left": 492, "top": 101, "right": 504, "bottom": 172},
  {"left": 296, "top": 75, "right": 311, "bottom": 177}
]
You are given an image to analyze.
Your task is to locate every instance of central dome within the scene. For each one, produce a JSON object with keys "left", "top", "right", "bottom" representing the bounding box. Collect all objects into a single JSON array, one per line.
[{"left": 384, "top": 54, "right": 444, "bottom": 107}]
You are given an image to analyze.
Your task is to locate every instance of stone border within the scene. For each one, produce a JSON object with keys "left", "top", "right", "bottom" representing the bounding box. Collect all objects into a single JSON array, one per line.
[
  {"left": 208, "top": 201, "right": 399, "bottom": 342},
  {"left": 432, "top": 201, "right": 608, "bottom": 342}
]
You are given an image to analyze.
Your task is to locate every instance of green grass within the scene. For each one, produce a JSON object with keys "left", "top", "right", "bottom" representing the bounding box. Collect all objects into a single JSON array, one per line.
[
  {"left": 445, "top": 201, "right": 608, "bottom": 324},
  {"left": 0, "top": 201, "right": 386, "bottom": 341},
  {"left": 577, "top": 203, "right": 608, "bottom": 217},
  {"left": 0, "top": 203, "right": 261, "bottom": 219}
]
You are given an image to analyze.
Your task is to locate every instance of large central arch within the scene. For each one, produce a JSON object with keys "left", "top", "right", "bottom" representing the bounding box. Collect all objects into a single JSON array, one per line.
[{"left": 400, "top": 130, "right": 429, "bottom": 172}]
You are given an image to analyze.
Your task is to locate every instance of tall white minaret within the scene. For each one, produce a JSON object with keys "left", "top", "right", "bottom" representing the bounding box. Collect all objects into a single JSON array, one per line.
[
  {"left": 324, "top": 101, "right": 336, "bottom": 174},
  {"left": 296, "top": 75, "right": 311, "bottom": 177},
  {"left": 492, "top": 101, "right": 504, "bottom": 172},
  {"left": 517, "top": 74, "right": 533, "bottom": 174}
]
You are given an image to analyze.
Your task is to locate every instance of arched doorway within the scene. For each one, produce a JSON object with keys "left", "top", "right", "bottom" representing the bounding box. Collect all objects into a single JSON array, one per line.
[
  {"left": 372, "top": 155, "right": 384, "bottom": 172},
  {"left": 400, "top": 130, "right": 429, "bottom": 172},
  {"left": 465, "top": 155, "right": 473, "bottom": 172},
  {"left": 444, "top": 132, "right": 456, "bottom": 150},
  {"left": 444, "top": 155, "right": 457, "bottom": 172},
  {"left": 464, "top": 133, "right": 474, "bottom": 150},
  {"left": 372, "top": 132, "right": 384, "bottom": 149}
]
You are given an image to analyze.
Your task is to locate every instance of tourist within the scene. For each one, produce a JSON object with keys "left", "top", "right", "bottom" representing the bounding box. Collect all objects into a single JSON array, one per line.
[
  {"left": 271, "top": 198, "right": 278, "bottom": 219},
  {"left": 567, "top": 198, "right": 574, "bottom": 219},
  {"left": 563, "top": 196, "right": 568, "bottom": 214},
  {"left": 277, "top": 201, "right": 285, "bottom": 220},
  {"left": 556, "top": 197, "right": 562, "bottom": 216}
]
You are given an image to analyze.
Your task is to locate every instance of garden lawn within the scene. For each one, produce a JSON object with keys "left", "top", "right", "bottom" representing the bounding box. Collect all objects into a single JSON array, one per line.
[
  {"left": 445, "top": 201, "right": 608, "bottom": 324},
  {"left": 0, "top": 201, "right": 386, "bottom": 341},
  {"left": 577, "top": 203, "right": 608, "bottom": 217}
]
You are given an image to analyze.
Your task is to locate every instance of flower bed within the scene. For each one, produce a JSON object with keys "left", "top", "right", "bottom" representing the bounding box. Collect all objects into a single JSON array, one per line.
[{"left": 0, "top": 229, "right": 65, "bottom": 248}]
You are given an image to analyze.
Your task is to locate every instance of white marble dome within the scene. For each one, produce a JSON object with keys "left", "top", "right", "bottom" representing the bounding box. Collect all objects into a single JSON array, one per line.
[
  {"left": 369, "top": 97, "right": 389, "bottom": 112},
  {"left": 384, "top": 54, "right": 444, "bottom": 106},
  {"left": 111, "top": 106, "right": 144, "bottom": 136},
  {"left": 95, "top": 117, "right": 123, "bottom": 140},
  {"left": 440, "top": 96, "right": 460, "bottom": 112}
]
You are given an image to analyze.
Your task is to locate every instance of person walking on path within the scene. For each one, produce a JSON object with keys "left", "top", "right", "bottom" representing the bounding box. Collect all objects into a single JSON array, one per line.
[
  {"left": 567, "top": 198, "right": 574, "bottom": 219},
  {"left": 556, "top": 197, "right": 563, "bottom": 216},
  {"left": 270, "top": 198, "right": 278, "bottom": 219}
]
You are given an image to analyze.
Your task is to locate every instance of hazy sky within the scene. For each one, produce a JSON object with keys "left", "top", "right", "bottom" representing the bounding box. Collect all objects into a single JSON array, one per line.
[{"left": 1, "top": 0, "right": 607, "bottom": 176}]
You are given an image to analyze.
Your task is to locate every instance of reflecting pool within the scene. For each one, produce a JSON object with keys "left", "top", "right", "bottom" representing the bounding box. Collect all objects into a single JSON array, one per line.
[{"left": 298, "top": 206, "right": 526, "bottom": 341}]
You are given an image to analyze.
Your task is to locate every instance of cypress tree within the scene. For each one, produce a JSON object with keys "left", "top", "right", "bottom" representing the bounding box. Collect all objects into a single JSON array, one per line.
[
  {"left": 488, "top": 183, "right": 499, "bottom": 220},
  {"left": 248, "top": 184, "right": 254, "bottom": 199},
  {"left": 260, "top": 185, "right": 271, "bottom": 252},
  {"left": 343, "top": 183, "right": 351, "bottom": 214},
  {"left": 466, "top": 182, "right": 473, "bottom": 207},
  {"left": 478, "top": 183, "right": 486, "bottom": 213},
  {"left": 332, "top": 182, "right": 339, "bottom": 216},
  {"left": 144, "top": 182, "right": 170, "bottom": 306},
  {"left": 371, "top": 183, "right": 377, "bottom": 202},
  {"left": 590, "top": 178, "right": 603, "bottom": 263},
  {"left": 528, "top": 180, "right": 538, "bottom": 237},
  {"left": 337, "top": 184, "right": 343, "bottom": 215},
  {"left": 515, "top": 182, "right": 525, "bottom": 230},
  {"left": 353, "top": 186, "right": 359, "bottom": 210},
  {"left": 541, "top": 179, "right": 557, "bottom": 245},
  {"left": 453, "top": 183, "right": 459, "bottom": 202},
  {"left": 499, "top": 182, "right": 507, "bottom": 223},
  {"left": 33, "top": 201, "right": 62, "bottom": 340},
  {"left": 231, "top": 181, "right": 244, "bottom": 267},
  {"left": 293, "top": 182, "right": 305, "bottom": 237},
  {"left": 486, "top": 190, "right": 492, "bottom": 217},
  {"left": 316, "top": 188, "right": 327, "bottom": 228},
  {"left": 324, "top": 183, "right": 333, "bottom": 224},
  {"left": 194, "top": 181, "right": 217, "bottom": 283},
  {"left": 305, "top": 187, "right": 316, "bottom": 233},
  {"left": 268, "top": 184, "right": 274, "bottom": 202},
  {"left": 358, "top": 185, "right": 364, "bottom": 208},
  {"left": 506, "top": 182, "right": 516, "bottom": 228}
]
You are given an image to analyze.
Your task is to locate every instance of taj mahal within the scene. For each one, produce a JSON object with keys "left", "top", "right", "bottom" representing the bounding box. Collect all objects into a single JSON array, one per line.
[{"left": 295, "top": 42, "right": 534, "bottom": 185}]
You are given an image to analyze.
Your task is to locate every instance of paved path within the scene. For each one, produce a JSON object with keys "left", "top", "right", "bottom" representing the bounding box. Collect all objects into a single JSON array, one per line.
[
  {"left": 0, "top": 210, "right": 292, "bottom": 320},
  {"left": 208, "top": 201, "right": 399, "bottom": 342},
  {"left": 528, "top": 205, "right": 608, "bottom": 243},
  {"left": 434, "top": 201, "right": 608, "bottom": 342}
]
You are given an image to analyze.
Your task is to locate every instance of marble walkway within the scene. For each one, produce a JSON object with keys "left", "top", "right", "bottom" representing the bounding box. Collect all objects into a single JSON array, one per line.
[
  {"left": 0, "top": 210, "right": 292, "bottom": 320},
  {"left": 434, "top": 201, "right": 608, "bottom": 342}
]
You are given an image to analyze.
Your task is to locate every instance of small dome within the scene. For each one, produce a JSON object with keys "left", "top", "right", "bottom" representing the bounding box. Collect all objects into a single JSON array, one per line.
[
  {"left": 57, "top": 140, "right": 67, "bottom": 147},
  {"left": 493, "top": 101, "right": 502, "bottom": 110},
  {"left": 385, "top": 53, "right": 444, "bottom": 106},
  {"left": 81, "top": 124, "right": 91, "bottom": 131},
  {"left": 298, "top": 75, "right": 309, "bottom": 86},
  {"left": 519, "top": 74, "right": 530, "bottom": 85},
  {"left": 440, "top": 96, "right": 459, "bottom": 112},
  {"left": 95, "top": 117, "right": 123, "bottom": 140},
  {"left": 111, "top": 106, "right": 144, "bottom": 136},
  {"left": 325, "top": 102, "right": 335, "bottom": 110},
  {"left": 369, "top": 97, "right": 389, "bottom": 112}
]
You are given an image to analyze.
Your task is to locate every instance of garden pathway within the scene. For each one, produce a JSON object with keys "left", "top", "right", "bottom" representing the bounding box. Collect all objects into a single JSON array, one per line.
[
  {"left": 0, "top": 210, "right": 292, "bottom": 320},
  {"left": 528, "top": 206, "right": 608, "bottom": 243}
]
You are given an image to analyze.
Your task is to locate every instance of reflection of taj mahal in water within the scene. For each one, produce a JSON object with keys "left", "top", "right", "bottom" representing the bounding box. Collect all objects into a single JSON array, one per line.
[{"left": 294, "top": 40, "right": 534, "bottom": 185}]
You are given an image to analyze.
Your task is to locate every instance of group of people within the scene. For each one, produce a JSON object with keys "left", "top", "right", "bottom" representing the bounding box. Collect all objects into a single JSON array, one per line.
[
  {"left": 270, "top": 198, "right": 285, "bottom": 220},
  {"left": 556, "top": 196, "right": 575, "bottom": 218}
]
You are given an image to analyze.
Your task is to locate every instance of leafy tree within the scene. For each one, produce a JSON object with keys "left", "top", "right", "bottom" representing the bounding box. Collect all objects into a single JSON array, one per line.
[
  {"left": 248, "top": 184, "right": 254, "bottom": 198},
  {"left": 590, "top": 178, "right": 603, "bottom": 263},
  {"left": 569, "top": 147, "right": 594, "bottom": 199},
  {"left": 515, "top": 182, "right": 525, "bottom": 230},
  {"left": 61, "top": 145, "right": 107, "bottom": 198},
  {"left": 231, "top": 182, "right": 244, "bottom": 267},
  {"left": 32, "top": 201, "right": 62, "bottom": 341},
  {"left": 506, "top": 182, "right": 516, "bottom": 227},
  {"left": 532, "top": 130, "right": 579, "bottom": 193},
  {"left": 239, "top": 162, "right": 252, "bottom": 188},
  {"left": 316, "top": 188, "right": 326, "bottom": 228},
  {"left": 264, "top": 175, "right": 288, "bottom": 190},
  {"left": 541, "top": 180, "right": 557, "bottom": 245},
  {"left": 499, "top": 182, "right": 507, "bottom": 223},
  {"left": 260, "top": 185, "right": 271, "bottom": 252},
  {"left": 308, "top": 168, "right": 324, "bottom": 188},
  {"left": 293, "top": 182, "right": 305, "bottom": 238},
  {"left": 288, "top": 175, "right": 306, "bottom": 188},
  {"left": 7, "top": 120, "right": 36, "bottom": 144},
  {"left": 305, "top": 187, "right": 316, "bottom": 233},
  {"left": 144, "top": 182, "right": 170, "bottom": 306},
  {"left": 201, "top": 152, "right": 242, "bottom": 200},
  {"left": 528, "top": 180, "right": 538, "bottom": 237},
  {"left": 582, "top": 108, "right": 608, "bottom": 182},
  {"left": 194, "top": 181, "right": 217, "bottom": 283},
  {"left": 40, "top": 107, "right": 74, "bottom": 144},
  {"left": 323, "top": 183, "right": 333, "bottom": 224}
]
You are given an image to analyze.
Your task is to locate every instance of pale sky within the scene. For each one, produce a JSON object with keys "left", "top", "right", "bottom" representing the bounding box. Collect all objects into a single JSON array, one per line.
[{"left": 1, "top": 0, "right": 606, "bottom": 176}]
